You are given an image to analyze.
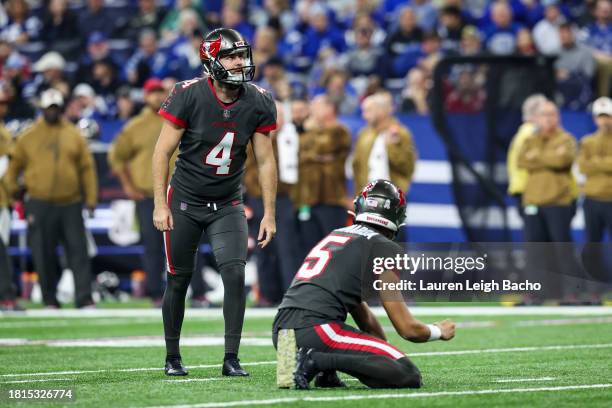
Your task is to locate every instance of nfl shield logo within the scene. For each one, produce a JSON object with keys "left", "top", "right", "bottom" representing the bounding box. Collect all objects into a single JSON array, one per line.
[
  {"left": 180, "top": 202, "right": 187, "bottom": 211},
  {"left": 223, "top": 110, "right": 231, "bottom": 119}
]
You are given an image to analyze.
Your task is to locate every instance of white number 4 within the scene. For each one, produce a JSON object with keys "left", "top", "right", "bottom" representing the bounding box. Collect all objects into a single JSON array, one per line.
[{"left": 205, "top": 131, "right": 234, "bottom": 175}]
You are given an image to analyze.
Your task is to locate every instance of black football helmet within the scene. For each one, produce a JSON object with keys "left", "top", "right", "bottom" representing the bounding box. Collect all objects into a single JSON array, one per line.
[
  {"left": 200, "top": 28, "right": 255, "bottom": 84},
  {"left": 353, "top": 180, "right": 407, "bottom": 234}
]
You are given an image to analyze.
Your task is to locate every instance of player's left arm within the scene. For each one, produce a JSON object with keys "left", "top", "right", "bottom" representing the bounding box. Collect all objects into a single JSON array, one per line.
[
  {"left": 252, "top": 131, "right": 278, "bottom": 248},
  {"left": 350, "top": 301, "right": 387, "bottom": 341}
]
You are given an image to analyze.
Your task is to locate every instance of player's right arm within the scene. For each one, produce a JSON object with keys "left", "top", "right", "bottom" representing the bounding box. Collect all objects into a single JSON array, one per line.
[
  {"left": 382, "top": 298, "right": 455, "bottom": 343},
  {"left": 152, "top": 120, "right": 184, "bottom": 231},
  {"left": 378, "top": 270, "right": 455, "bottom": 343}
]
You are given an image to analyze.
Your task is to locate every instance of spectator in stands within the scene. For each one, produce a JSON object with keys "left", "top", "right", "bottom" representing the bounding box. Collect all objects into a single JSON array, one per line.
[
  {"left": 125, "top": 29, "right": 170, "bottom": 87},
  {"left": 109, "top": 78, "right": 171, "bottom": 307},
  {"left": 555, "top": 23, "right": 595, "bottom": 110},
  {"left": 0, "top": 88, "right": 24, "bottom": 311},
  {"left": 353, "top": 91, "right": 416, "bottom": 197},
  {"left": 123, "top": 0, "right": 167, "bottom": 43},
  {"left": 320, "top": 69, "right": 359, "bottom": 115},
  {"left": 438, "top": 5, "right": 465, "bottom": 52},
  {"left": 258, "top": 56, "right": 291, "bottom": 100},
  {"left": 160, "top": 0, "right": 206, "bottom": 42},
  {"left": 291, "top": 97, "right": 309, "bottom": 134},
  {"left": 0, "top": 0, "right": 41, "bottom": 47},
  {"left": 517, "top": 100, "right": 577, "bottom": 242},
  {"left": 578, "top": 96, "right": 612, "bottom": 241},
  {"left": 71, "top": 83, "right": 104, "bottom": 120},
  {"left": 412, "top": 0, "right": 438, "bottom": 32},
  {"left": 383, "top": 7, "right": 423, "bottom": 59},
  {"left": 25, "top": 51, "right": 68, "bottom": 100},
  {"left": 459, "top": 25, "right": 483, "bottom": 55},
  {"left": 445, "top": 69, "right": 486, "bottom": 113},
  {"left": 221, "top": 4, "right": 254, "bottom": 43},
  {"left": 252, "top": 26, "right": 279, "bottom": 75},
  {"left": 76, "top": 32, "right": 119, "bottom": 85},
  {"left": 515, "top": 27, "right": 537, "bottom": 56},
  {"left": 41, "top": 0, "right": 80, "bottom": 61},
  {"left": 164, "top": 11, "right": 205, "bottom": 79},
  {"left": 1, "top": 59, "right": 34, "bottom": 121},
  {"left": 294, "top": 95, "right": 351, "bottom": 255},
  {"left": 533, "top": 0, "right": 565, "bottom": 56},
  {"left": 507, "top": 94, "right": 548, "bottom": 219},
  {"left": 483, "top": 0, "right": 523, "bottom": 55},
  {"left": 6, "top": 88, "right": 98, "bottom": 309},
  {"left": 115, "top": 86, "right": 136, "bottom": 120},
  {"left": 391, "top": 31, "right": 442, "bottom": 80},
  {"left": 342, "top": 13, "right": 383, "bottom": 79},
  {"left": 399, "top": 66, "right": 429, "bottom": 114},
  {"left": 78, "top": 0, "right": 115, "bottom": 40},
  {"left": 300, "top": 5, "right": 346, "bottom": 66},
  {"left": 91, "top": 59, "right": 122, "bottom": 118},
  {"left": 583, "top": 0, "right": 612, "bottom": 97}
]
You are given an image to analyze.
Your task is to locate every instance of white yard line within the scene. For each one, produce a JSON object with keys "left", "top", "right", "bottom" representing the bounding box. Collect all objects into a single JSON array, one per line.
[
  {"left": 515, "top": 317, "right": 612, "bottom": 326},
  {"left": 0, "top": 361, "right": 277, "bottom": 378},
  {"left": 143, "top": 384, "right": 612, "bottom": 408},
  {"left": 162, "top": 378, "right": 226, "bottom": 383},
  {"left": 3, "top": 306, "right": 611, "bottom": 318},
  {"left": 2, "top": 343, "right": 610, "bottom": 379},
  {"left": 1, "top": 378, "right": 73, "bottom": 384},
  {"left": 410, "top": 343, "right": 612, "bottom": 357},
  {"left": 494, "top": 377, "right": 556, "bottom": 383}
]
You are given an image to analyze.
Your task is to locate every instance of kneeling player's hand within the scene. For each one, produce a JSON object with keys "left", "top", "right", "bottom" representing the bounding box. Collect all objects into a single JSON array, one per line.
[
  {"left": 153, "top": 205, "right": 174, "bottom": 231},
  {"left": 435, "top": 320, "right": 455, "bottom": 341}
]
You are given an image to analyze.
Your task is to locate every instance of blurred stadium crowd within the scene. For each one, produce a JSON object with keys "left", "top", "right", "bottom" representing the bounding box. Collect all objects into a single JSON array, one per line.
[
  {"left": 0, "top": 0, "right": 611, "bottom": 310},
  {"left": 1, "top": 0, "right": 611, "bottom": 128}
]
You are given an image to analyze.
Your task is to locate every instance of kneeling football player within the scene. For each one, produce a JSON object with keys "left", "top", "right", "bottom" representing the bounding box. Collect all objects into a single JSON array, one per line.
[{"left": 273, "top": 180, "right": 455, "bottom": 389}]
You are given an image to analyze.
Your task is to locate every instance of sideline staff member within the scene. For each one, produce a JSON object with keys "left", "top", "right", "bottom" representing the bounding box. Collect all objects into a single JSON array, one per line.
[{"left": 6, "top": 88, "right": 98, "bottom": 308}]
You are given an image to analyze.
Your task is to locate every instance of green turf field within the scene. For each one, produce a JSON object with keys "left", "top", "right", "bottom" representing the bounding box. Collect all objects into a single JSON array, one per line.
[{"left": 0, "top": 307, "right": 611, "bottom": 407}]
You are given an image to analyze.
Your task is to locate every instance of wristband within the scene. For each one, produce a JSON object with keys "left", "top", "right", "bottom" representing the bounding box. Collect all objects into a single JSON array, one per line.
[{"left": 426, "top": 324, "right": 442, "bottom": 341}]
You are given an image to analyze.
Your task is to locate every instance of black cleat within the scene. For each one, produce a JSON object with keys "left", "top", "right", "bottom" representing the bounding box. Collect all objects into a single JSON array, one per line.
[
  {"left": 314, "top": 370, "right": 346, "bottom": 388},
  {"left": 222, "top": 358, "right": 249, "bottom": 376},
  {"left": 165, "top": 357, "right": 188, "bottom": 376},
  {"left": 294, "top": 348, "right": 318, "bottom": 390}
]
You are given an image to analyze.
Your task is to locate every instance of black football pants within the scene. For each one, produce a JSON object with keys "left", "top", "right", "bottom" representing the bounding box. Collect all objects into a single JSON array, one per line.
[
  {"left": 25, "top": 199, "right": 93, "bottom": 307},
  {"left": 272, "top": 321, "right": 422, "bottom": 389},
  {"left": 162, "top": 186, "right": 248, "bottom": 357}
]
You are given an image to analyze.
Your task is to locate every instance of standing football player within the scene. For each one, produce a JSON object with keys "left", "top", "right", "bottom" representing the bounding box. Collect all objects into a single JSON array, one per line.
[
  {"left": 152, "top": 28, "right": 278, "bottom": 377},
  {"left": 273, "top": 180, "right": 455, "bottom": 389}
]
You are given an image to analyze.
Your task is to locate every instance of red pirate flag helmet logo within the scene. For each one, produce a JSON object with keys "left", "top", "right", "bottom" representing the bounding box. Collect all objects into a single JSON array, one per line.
[{"left": 200, "top": 35, "right": 222, "bottom": 62}]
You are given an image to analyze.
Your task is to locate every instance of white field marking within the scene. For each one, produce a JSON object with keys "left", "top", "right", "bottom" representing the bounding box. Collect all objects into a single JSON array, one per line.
[
  {"left": 3, "top": 343, "right": 611, "bottom": 379},
  {"left": 494, "top": 377, "right": 556, "bottom": 383},
  {"left": 8, "top": 315, "right": 611, "bottom": 347},
  {"left": 2, "top": 378, "right": 73, "bottom": 384},
  {"left": 410, "top": 343, "right": 612, "bottom": 357},
  {"left": 0, "top": 361, "right": 278, "bottom": 378},
  {"left": 3, "top": 306, "right": 611, "bottom": 318},
  {"left": 515, "top": 317, "right": 612, "bottom": 327},
  {"left": 0, "top": 318, "right": 161, "bottom": 329},
  {"left": 3, "top": 316, "right": 608, "bottom": 331},
  {"left": 163, "top": 378, "right": 227, "bottom": 383},
  {"left": 0, "top": 338, "right": 29, "bottom": 346},
  {"left": 142, "top": 384, "right": 612, "bottom": 408},
  {"left": 0, "top": 336, "right": 272, "bottom": 348}
]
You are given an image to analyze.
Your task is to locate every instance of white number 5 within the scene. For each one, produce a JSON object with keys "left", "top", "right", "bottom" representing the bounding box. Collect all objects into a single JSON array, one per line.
[
  {"left": 296, "top": 234, "right": 352, "bottom": 280},
  {"left": 205, "top": 131, "right": 234, "bottom": 175}
]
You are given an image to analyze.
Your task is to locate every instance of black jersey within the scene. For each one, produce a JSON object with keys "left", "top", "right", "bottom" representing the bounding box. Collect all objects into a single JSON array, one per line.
[
  {"left": 159, "top": 77, "right": 277, "bottom": 205},
  {"left": 278, "top": 224, "right": 404, "bottom": 326}
]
